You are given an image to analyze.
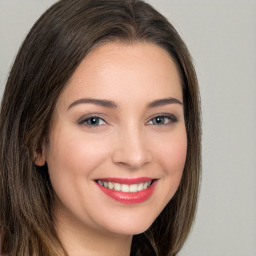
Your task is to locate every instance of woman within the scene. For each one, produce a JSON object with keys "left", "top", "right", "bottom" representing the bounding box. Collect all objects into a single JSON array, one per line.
[{"left": 0, "top": 0, "right": 201, "bottom": 255}]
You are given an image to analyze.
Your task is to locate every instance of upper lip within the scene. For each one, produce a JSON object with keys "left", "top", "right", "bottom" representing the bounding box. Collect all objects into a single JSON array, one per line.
[{"left": 95, "top": 177, "right": 155, "bottom": 184}]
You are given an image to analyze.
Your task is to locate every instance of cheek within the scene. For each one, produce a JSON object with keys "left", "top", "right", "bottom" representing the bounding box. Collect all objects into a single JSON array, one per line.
[
  {"left": 153, "top": 127, "right": 187, "bottom": 201},
  {"left": 167, "top": 138, "right": 187, "bottom": 173},
  {"left": 46, "top": 130, "right": 111, "bottom": 186},
  {"left": 45, "top": 130, "right": 113, "bottom": 220},
  {"left": 155, "top": 129, "right": 187, "bottom": 176},
  {"left": 147, "top": 128, "right": 187, "bottom": 214}
]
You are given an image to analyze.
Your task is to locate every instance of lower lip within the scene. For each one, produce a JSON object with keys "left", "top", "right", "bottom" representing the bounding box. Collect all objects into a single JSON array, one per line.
[{"left": 96, "top": 181, "right": 157, "bottom": 204}]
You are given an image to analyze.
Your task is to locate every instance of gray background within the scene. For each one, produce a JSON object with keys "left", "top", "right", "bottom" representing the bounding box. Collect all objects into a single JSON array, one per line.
[{"left": 0, "top": 1, "right": 255, "bottom": 255}]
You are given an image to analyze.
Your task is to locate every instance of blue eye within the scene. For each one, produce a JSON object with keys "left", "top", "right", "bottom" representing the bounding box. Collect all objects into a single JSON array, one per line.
[
  {"left": 79, "top": 116, "right": 106, "bottom": 127},
  {"left": 148, "top": 115, "right": 177, "bottom": 125}
]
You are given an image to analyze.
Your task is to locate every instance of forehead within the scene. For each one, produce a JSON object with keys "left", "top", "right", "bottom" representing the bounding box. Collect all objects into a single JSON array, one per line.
[{"left": 59, "top": 41, "right": 183, "bottom": 108}]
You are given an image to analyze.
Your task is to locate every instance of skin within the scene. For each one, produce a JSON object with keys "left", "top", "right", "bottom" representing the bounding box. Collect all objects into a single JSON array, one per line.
[{"left": 36, "top": 41, "right": 187, "bottom": 256}]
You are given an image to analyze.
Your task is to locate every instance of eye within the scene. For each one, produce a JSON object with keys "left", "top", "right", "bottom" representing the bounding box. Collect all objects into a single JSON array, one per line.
[
  {"left": 147, "top": 114, "right": 177, "bottom": 126},
  {"left": 78, "top": 116, "right": 106, "bottom": 127}
]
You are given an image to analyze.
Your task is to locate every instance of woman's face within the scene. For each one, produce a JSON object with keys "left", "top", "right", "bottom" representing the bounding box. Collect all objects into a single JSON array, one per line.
[{"left": 38, "top": 41, "right": 187, "bottom": 236}]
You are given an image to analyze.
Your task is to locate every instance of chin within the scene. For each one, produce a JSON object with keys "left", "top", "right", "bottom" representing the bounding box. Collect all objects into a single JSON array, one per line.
[
  {"left": 97, "top": 209, "right": 159, "bottom": 236},
  {"left": 106, "top": 223, "right": 152, "bottom": 236}
]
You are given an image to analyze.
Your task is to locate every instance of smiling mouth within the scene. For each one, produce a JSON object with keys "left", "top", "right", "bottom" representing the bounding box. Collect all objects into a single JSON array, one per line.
[
  {"left": 94, "top": 177, "right": 157, "bottom": 204},
  {"left": 96, "top": 179, "right": 154, "bottom": 193}
]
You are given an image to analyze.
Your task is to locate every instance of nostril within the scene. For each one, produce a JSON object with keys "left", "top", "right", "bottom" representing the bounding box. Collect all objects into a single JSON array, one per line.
[{"left": 112, "top": 150, "right": 152, "bottom": 170}]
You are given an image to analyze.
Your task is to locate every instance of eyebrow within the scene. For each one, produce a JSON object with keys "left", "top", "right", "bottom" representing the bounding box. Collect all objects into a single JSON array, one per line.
[
  {"left": 147, "top": 97, "right": 183, "bottom": 107},
  {"left": 67, "top": 97, "right": 182, "bottom": 110},
  {"left": 68, "top": 98, "right": 117, "bottom": 110}
]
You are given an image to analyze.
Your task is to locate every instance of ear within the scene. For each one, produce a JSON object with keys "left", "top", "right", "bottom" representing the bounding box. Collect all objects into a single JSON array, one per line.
[{"left": 34, "top": 145, "right": 46, "bottom": 166}]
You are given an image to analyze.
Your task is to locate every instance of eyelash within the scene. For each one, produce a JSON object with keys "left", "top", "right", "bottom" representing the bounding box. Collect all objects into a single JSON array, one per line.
[
  {"left": 77, "top": 115, "right": 107, "bottom": 127},
  {"left": 77, "top": 114, "right": 178, "bottom": 128},
  {"left": 146, "top": 114, "right": 178, "bottom": 126}
]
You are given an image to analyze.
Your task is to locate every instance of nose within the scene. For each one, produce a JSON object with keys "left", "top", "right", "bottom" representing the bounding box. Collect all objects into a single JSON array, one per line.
[{"left": 112, "top": 126, "right": 152, "bottom": 170}]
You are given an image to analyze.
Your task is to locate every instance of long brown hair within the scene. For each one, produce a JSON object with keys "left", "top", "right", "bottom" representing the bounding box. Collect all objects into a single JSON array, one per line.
[{"left": 0, "top": 0, "right": 201, "bottom": 255}]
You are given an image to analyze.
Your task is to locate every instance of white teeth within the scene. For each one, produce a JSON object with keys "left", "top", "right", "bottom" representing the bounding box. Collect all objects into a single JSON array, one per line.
[
  {"left": 98, "top": 180, "right": 153, "bottom": 192},
  {"left": 137, "top": 183, "right": 144, "bottom": 191},
  {"left": 108, "top": 182, "right": 114, "bottom": 189},
  {"left": 121, "top": 184, "right": 130, "bottom": 192},
  {"left": 114, "top": 183, "right": 121, "bottom": 191},
  {"left": 129, "top": 184, "right": 137, "bottom": 192}
]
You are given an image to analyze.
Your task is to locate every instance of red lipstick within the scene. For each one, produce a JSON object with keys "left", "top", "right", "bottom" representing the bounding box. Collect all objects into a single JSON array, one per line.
[{"left": 95, "top": 177, "right": 157, "bottom": 204}]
